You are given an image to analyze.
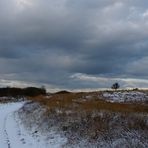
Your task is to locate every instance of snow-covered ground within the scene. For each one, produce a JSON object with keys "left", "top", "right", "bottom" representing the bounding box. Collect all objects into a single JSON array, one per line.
[
  {"left": 17, "top": 102, "right": 67, "bottom": 148},
  {"left": 0, "top": 102, "right": 67, "bottom": 148},
  {"left": 17, "top": 101, "right": 148, "bottom": 148},
  {"left": 1, "top": 93, "right": 147, "bottom": 148},
  {"left": 102, "top": 91, "right": 148, "bottom": 103},
  {"left": 0, "top": 102, "right": 24, "bottom": 148}
]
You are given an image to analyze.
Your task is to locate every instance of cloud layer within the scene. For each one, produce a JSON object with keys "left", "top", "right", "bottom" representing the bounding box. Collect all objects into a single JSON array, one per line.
[{"left": 0, "top": 0, "right": 148, "bottom": 91}]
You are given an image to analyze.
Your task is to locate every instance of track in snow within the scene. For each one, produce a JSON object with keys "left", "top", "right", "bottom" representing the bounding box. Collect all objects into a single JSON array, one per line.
[
  {"left": 4, "top": 113, "right": 11, "bottom": 148},
  {"left": 0, "top": 103, "right": 21, "bottom": 148},
  {"left": 0, "top": 102, "right": 41, "bottom": 148},
  {"left": 0, "top": 102, "right": 67, "bottom": 148}
]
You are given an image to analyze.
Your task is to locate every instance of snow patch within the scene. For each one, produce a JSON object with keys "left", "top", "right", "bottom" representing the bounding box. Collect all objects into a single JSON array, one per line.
[{"left": 103, "top": 91, "right": 148, "bottom": 103}]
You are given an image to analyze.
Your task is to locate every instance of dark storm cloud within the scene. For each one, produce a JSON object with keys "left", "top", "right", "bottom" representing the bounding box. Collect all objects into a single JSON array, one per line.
[{"left": 0, "top": 0, "right": 148, "bottom": 90}]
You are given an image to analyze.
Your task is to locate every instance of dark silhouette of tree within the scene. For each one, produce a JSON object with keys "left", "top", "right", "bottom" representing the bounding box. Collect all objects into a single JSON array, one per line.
[
  {"left": 23, "top": 87, "right": 46, "bottom": 96},
  {"left": 0, "top": 87, "right": 46, "bottom": 97},
  {"left": 111, "top": 83, "right": 120, "bottom": 90}
]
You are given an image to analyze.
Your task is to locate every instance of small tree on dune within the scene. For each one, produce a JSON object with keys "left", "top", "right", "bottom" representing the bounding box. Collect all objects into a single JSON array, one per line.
[{"left": 111, "top": 82, "right": 120, "bottom": 90}]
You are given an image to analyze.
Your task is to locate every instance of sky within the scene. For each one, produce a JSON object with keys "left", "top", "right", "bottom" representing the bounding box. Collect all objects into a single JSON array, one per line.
[{"left": 0, "top": 0, "right": 148, "bottom": 91}]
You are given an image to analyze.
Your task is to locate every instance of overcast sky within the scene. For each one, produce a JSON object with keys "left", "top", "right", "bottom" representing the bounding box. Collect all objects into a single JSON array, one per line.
[{"left": 0, "top": 0, "right": 148, "bottom": 91}]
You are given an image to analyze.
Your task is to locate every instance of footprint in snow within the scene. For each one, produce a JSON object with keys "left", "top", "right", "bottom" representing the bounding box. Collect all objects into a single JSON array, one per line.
[{"left": 20, "top": 138, "right": 26, "bottom": 144}]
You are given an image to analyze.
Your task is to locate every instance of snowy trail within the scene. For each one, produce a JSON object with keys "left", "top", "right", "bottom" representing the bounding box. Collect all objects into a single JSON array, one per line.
[
  {"left": 0, "top": 102, "right": 67, "bottom": 148},
  {"left": 0, "top": 103, "right": 22, "bottom": 148},
  {"left": 0, "top": 102, "right": 42, "bottom": 148}
]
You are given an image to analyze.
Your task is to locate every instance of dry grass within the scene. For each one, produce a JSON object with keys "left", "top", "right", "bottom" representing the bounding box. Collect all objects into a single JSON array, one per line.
[
  {"left": 26, "top": 91, "right": 148, "bottom": 134},
  {"left": 27, "top": 91, "right": 148, "bottom": 113},
  {"left": 20, "top": 91, "right": 148, "bottom": 147}
]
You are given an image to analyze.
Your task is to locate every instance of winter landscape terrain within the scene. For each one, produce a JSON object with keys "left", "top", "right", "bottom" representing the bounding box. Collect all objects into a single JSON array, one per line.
[
  {"left": 1, "top": 0, "right": 148, "bottom": 147},
  {"left": 0, "top": 90, "right": 148, "bottom": 148}
]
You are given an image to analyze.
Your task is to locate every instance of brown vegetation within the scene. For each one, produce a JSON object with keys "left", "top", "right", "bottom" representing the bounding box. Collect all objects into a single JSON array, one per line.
[
  {"left": 19, "top": 90, "right": 148, "bottom": 147},
  {"left": 27, "top": 91, "right": 148, "bottom": 113}
]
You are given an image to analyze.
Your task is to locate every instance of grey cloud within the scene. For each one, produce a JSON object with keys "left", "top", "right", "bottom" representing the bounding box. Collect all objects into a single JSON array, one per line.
[{"left": 0, "top": 0, "right": 148, "bottom": 90}]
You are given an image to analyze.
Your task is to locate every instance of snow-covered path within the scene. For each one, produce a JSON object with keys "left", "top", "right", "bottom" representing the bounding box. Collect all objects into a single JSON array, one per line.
[
  {"left": 0, "top": 102, "right": 44, "bottom": 148},
  {"left": 0, "top": 102, "right": 23, "bottom": 148},
  {"left": 0, "top": 102, "right": 67, "bottom": 148}
]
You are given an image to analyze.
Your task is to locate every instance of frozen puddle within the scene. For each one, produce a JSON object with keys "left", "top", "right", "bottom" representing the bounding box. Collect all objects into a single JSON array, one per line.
[{"left": 0, "top": 102, "right": 67, "bottom": 148}]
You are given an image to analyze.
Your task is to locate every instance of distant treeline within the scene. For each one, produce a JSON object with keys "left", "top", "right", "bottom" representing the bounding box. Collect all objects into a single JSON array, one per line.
[{"left": 0, "top": 87, "right": 46, "bottom": 97}]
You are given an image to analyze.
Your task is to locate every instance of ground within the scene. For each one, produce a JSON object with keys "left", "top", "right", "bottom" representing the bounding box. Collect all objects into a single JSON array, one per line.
[
  {"left": 0, "top": 90, "right": 148, "bottom": 147},
  {"left": 0, "top": 102, "right": 67, "bottom": 148}
]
